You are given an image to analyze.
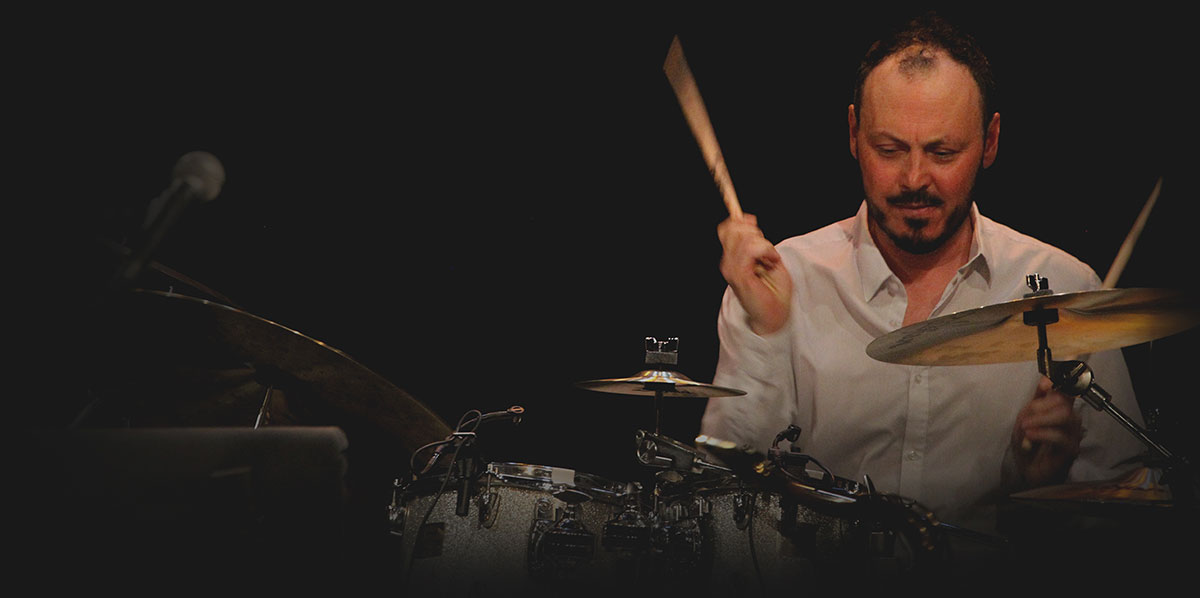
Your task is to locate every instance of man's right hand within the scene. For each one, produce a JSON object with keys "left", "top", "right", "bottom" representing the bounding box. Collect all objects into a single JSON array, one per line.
[{"left": 717, "top": 214, "right": 792, "bottom": 335}]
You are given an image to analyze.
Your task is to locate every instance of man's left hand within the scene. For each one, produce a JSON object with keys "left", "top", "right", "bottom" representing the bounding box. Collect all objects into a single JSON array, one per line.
[{"left": 1012, "top": 377, "right": 1083, "bottom": 487}]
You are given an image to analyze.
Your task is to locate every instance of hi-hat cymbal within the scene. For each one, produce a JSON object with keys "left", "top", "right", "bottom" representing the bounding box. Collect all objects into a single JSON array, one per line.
[
  {"left": 575, "top": 370, "right": 747, "bottom": 398},
  {"left": 867, "top": 288, "right": 1200, "bottom": 366},
  {"left": 87, "top": 289, "right": 452, "bottom": 454}
]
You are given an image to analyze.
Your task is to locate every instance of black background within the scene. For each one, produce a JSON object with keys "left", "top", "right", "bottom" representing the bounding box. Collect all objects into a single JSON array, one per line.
[{"left": 23, "top": 5, "right": 1196, "bottom": 521}]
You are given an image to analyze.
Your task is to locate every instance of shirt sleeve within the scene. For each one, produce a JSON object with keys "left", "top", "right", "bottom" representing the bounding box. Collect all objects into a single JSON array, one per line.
[
  {"left": 699, "top": 286, "right": 798, "bottom": 454},
  {"left": 1064, "top": 270, "right": 1148, "bottom": 482},
  {"left": 1068, "top": 346, "right": 1147, "bottom": 482}
]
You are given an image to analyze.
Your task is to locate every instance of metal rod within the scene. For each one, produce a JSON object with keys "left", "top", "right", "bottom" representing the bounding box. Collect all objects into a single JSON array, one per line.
[{"left": 254, "top": 385, "right": 273, "bottom": 429}]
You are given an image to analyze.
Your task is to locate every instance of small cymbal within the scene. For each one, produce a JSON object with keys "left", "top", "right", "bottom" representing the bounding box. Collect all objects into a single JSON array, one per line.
[
  {"left": 575, "top": 370, "right": 747, "bottom": 398},
  {"left": 867, "top": 288, "right": 1200, "bottom": 366},
  {"left": 88, "top": 289, "right": 452, "bottom": 454}
]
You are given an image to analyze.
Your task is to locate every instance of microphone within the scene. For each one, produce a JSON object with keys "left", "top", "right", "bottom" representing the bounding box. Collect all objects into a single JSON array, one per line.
[
  {"left": 474, "top": 405, "right": 524, "bottom": 427},
  {"left": 110, "top": 151, "right": 225, "bottom": 291}
]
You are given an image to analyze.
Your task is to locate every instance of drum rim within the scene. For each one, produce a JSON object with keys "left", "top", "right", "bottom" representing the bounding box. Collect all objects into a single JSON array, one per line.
[
  {"left": 485, "top": 462, "right": 632, "bottom": 502},
  {"left": 397, "top": 461, "right": 635, "bottom": 504}
]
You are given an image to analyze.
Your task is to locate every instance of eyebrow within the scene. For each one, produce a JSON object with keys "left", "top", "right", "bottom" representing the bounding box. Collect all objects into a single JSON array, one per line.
[{"left": 868, "top": 131, "right": 965, "bottom": 149}]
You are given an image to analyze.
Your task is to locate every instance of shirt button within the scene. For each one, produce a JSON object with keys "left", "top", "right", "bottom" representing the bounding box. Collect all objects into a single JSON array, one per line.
[
  {"left": 905, "top": 450, "right": 922, "bottom": 461},
  {"left": 913, "top": 373, "right": 923, "bottom": 383}
]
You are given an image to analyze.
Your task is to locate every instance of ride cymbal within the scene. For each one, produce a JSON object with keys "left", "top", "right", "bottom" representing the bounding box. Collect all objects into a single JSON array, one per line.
[
  {"left": 867, "top": 288, "right": 1200, "bottom": 366},
  {"left": 88, "top": 289, "right": 452, "bottom": 453}
]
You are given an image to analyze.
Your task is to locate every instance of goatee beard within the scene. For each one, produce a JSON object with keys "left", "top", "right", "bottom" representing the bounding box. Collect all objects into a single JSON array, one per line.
[{"left": 869, "top": 189, "right": 971, "bottom": 255}]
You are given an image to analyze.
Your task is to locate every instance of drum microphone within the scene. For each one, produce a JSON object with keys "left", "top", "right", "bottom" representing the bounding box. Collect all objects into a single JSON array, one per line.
[
  {"left": 473, "top": 405, "right": 525, "bottom": 427},
  {"left": 111, "top": 151, "right": 225, "bottom": 291}
]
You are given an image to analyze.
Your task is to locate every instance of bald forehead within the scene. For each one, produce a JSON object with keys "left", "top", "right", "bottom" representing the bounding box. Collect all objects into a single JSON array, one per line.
[{"left": 859, "top": 46, "right": 985, "bottom": 130}]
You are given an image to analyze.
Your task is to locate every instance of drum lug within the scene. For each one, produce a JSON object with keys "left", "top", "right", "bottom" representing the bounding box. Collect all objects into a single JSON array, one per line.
[
  {"left": 733, "top": 491, "right": 752, "bottom": 530},
  {"left": 387, "top": 481, "right": 408, "bottom": 539},
  {"left": 387, "top": 502, "right": 407, "bottom": 539},
  {"left": 528, "top": 499, "right": 597, "bottom": 574},
  {"left": 477, "top": 489, "right": 500, "bottom": 529},
  {"left": 602, "top": 501, "right": 652, "bottom": 553}
]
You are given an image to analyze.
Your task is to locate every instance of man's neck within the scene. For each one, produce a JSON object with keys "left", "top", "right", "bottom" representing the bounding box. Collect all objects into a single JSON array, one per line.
[{"left": 871, "top": 213, "right": 975, "bottom": 286}]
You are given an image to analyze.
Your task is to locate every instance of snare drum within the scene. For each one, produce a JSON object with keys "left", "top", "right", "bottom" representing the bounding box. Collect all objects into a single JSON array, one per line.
[{"left": 389, "top": 462, "right": 647, "bottom": 596}]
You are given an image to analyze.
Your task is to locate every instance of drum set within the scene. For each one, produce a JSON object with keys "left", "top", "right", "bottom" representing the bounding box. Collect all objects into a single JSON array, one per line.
[
  {"left": 384, "top": 279, "right": 1199, "bottom": 595},
  {"left": 70, "top": 271, "right": 1200, "bottom": 594},
  {"left": 388, "top": 338, "right": 945, "bottom": 596}
]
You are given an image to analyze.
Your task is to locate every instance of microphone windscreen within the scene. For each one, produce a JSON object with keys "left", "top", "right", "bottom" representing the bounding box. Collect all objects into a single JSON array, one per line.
[{"left": 172, "top": 151, "right": 225, "bottom": 202}]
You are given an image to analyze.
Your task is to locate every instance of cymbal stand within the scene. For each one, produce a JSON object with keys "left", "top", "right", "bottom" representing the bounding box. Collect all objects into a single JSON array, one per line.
[
  {"left": 1023, "top": 275, "right": 1196, "bottom": 501},
  {"left": 644, "top": 337, "right": 678, "bottom": 435}
]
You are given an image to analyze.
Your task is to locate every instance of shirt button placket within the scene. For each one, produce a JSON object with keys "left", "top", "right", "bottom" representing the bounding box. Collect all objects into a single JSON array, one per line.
[{"left": 899, "top": 367, "right": 930, "bottom": 500}]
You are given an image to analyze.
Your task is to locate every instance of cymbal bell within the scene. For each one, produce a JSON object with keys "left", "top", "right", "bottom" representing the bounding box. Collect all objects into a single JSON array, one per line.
[
  {"left": 88, "top": 289, "right": 452, "bottom": 454},
  {"left": 575, "top": 370, "right": 747, "bottom": 398},
  {"left": 867, "top": 288, "right": 1200, "bottom": 366}
]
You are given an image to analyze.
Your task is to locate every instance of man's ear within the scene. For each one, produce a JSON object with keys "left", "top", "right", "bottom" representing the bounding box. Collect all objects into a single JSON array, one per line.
[
  {"left": 983, "top": 112, "right": 1000, "bottom": 168},
  {"left": 848, "top": 103, "right": 859, "bottom": 160}
]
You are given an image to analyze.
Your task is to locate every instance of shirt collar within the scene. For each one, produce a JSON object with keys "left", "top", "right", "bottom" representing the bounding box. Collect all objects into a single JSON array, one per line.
[{"left": 851, "top": 201, "right": 992, "bottom": 302}]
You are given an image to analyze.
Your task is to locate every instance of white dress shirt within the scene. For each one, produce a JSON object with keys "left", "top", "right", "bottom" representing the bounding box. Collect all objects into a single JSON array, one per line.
[{"left": 700, "top": 201, "right": 1146, "bottom": 537}]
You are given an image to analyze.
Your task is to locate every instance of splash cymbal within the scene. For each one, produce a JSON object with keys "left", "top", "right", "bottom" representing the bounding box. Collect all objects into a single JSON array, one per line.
[
  {"left": 867, "top": 288, "right": 1200, "bottom": 366},
  {"left": 575, "top": 370, "right": 746, "bottom": 398}
]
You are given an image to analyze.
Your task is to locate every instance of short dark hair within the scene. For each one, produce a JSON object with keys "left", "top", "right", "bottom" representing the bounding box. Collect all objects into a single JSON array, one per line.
[{"left": 852, "top": 12, "right": 997, "bottom": 132}]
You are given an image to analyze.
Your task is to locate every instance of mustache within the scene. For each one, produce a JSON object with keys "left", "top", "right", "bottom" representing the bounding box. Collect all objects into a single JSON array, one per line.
[{"left": 887, "top": 189, "right": 944, "bottom": 208}]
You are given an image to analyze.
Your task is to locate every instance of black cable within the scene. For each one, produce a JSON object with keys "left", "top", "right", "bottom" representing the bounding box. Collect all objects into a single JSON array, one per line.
[
  {"left": 409, "top": 438, "right": 454, "bottom": 476},
  {"left": 401, "top": 443, "right": 461, "bottom": 591},
  {"left": 744, "top": 489, "right": 766, "bottom": 597},
  {"left": 401, "top": 409, "right": 480, "bottom": 591}
]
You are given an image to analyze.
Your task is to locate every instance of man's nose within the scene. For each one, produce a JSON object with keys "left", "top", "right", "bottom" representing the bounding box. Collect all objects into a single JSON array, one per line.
[{"left": 900, "top": 153, "right": 932, "bottom": 191}]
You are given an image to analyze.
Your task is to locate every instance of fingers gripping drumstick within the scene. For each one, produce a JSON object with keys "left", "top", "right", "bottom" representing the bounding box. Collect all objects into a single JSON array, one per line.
[{"left": 663, "top": 36, "right": 781, "bottom": 298}]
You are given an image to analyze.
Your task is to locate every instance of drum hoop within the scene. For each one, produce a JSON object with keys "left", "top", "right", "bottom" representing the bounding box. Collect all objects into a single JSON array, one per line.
[{"left": 485, "top": 462, "right": 631, "bottom": 502}]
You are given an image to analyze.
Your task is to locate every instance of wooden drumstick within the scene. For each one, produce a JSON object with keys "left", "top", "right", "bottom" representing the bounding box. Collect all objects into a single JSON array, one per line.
[
  {"left": 1021, "top": 177, "right": 1162, "bottom": 454},
  {"left": 1102, "top": 176, "right": 1162, "bottom": 289},
  {"left": 663, "top": 36, "right": 744, "bottom": 219},
  {"left": 663, "top": 35, "right": 780, "bottom": 297}
]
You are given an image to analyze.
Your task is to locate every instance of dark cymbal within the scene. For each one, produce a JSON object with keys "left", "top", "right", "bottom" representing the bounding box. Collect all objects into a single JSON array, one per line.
[
  {"left": 1010, "top": 466, "right": 1175, "bottom": 508},
  {"left": 867, "top": 288, "right": 1200, "bottom": 366},
  {"left": 575, "top": 369, "right": 747, "bottom": 398},
  {"left": 87, "top": 289, "right": 452, "bottom": 454}
]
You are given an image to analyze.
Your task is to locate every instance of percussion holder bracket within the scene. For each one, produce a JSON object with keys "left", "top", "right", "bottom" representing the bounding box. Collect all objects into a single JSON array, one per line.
[{"left": 635, "top": 429, "right": 731, "bottom": 474}]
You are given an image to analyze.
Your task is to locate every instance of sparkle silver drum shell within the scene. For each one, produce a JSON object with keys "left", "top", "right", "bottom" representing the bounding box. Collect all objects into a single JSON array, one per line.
[
  {"left": 652, "top": 474, "right": 860, "bottom": 592},
  {"left": 390, "top": 462, "right": 642, "bottom": 596}
]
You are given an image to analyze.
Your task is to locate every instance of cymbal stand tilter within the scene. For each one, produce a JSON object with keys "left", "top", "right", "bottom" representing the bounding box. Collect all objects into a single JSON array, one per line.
[{"left": 1022, "top": 275, "right": 1196, "bottom": 503}]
